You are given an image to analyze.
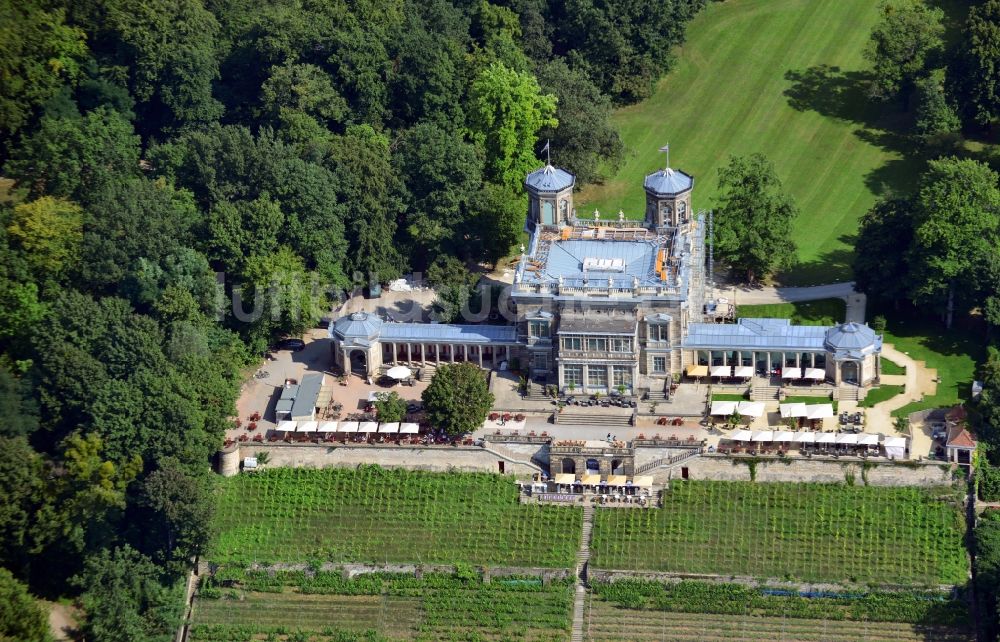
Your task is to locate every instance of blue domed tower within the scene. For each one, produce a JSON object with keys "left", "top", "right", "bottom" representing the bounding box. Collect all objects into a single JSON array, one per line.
[
  {"left": 644, "top": 166, "right": 694, "bottom": 228},
  {"left": 525, "top": 164, "right": 575, "bottom": 229}
]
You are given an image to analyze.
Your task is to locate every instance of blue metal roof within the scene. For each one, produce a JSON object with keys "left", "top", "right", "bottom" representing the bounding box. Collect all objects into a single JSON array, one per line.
[
  {"left": 824, "top": 322, "right": 881, "bottom": 358},
  {"left": 380, "top": 323, "right": 518, "bottom": 344},
  {"left": 525, "top": 165, "right": 575, "bottom": 192},
  {"left": 331, "top": 312, "right": 383, "bottom": 339},
  {"left": 644, "top": 167, "right": 693, "bottom": 195},
  {"left": 527, "top": 239, "right": 659, "bottom": 288},
  {"left": 683, "top": 318, "right": 829, "bottom": 351}
]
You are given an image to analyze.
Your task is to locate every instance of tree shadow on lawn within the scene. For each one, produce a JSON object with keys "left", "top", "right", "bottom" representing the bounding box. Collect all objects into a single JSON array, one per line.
[
  {"left": 777, "top": 234, "right": 857, "bottom": 286},
  {"left": 783, "top": 65, "right": 923, "bottom": 199}
]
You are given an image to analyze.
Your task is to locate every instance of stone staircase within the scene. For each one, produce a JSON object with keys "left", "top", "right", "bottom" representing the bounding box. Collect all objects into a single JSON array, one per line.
[
  {"left": 481, "top": 442, "right": 544, "bottom": 473},
  {"left": 555, "top": 407, "right": 633, "bottom": 427},
  {"left": 415, "top": 365, "right": 436, "bottom": 381},
  {"left": 523, "top": 381, "right": 551, "bottom": 402},
  {"left": 635, "top": 447, "right": 701, "bottom": 474},
  {"left": 838, "top": 385, "right": 860, "bottom": 402},
  {"left": 571, "top": 505, "right": 594, "bottom": 642},
  {"left": 645, "top": 383, "right": 668, "bottom": 401},
  {"left": 752, "top": 384, "right": 780, "bottom": 401}
]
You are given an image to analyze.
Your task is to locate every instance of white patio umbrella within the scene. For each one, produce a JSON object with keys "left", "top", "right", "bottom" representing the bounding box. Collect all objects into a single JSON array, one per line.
[
  {"left": 298, "top": 420, "right": 318, "bottom": 433},
  {"left": 884, "top": 436, "right": 907, "bottom": 459},
  {"left": 774, "top": 431, "right": 795, "bottom": 442},
  {"left": 795, "top": 432, "right": 815, "bottom": 443},
  {"left": 804, "top": 368, "right": 826, "bottom": 380},
  {"left": 779, "top": 403, "right": 808, "bottom": 418},
  {"left": 386, "top": 365, "right": 412, "bottom": 380},
  {"left": 782, "top": 368, "right": 803, "bottom": 379},
  {"left": 359, "top": 421, "right": 379, "bottom": 433},
  {"left": 858, "top": 433, "right": 880, "bottom": 446},
  {"left": 399, "top": 422, "right": 420, "bottom": 434},
  {"left": 710, "top": 365, "right": 732, "bottom": 378},
  {"left": 278, "top": 420, "right": 298, "bottom": 433},
  {"left": 751, "top": 430, "right": 774, "bottom": 442},
  {"left": 318, "top": 421, "right": 338, "bottom": 433},
  {"left": 710, "top": 400, "right": 738, "bottom": 416},
  {"left": 730, "top": 429, "right": 753, "bottom": 441},
  {"left": 816, "top": 432, "right": 836, "bottom": 444},
  {"left": 378, "top": 422, "right": 399, "bottom": 434},
  {"left": 338, "top": 421, "right": 359, "bottom": 433},
  {"left": 737, "top": 401, "right": 766, "bottom": 417},
  {"left": 836, "top": 433, "right": 859, "bottom": 445},
  {"left": 806, "top": 404, "right": 834, "bottom": 420},
  {"left": 733, "top": 366, "right": 754, "bottom": 378}
]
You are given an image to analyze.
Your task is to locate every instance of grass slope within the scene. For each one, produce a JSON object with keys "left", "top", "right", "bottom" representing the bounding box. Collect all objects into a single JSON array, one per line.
[
  {"left": 210, "top": 467, "right": 581, "bottom": 568},
  {"left": 590, "top": 481, "right": 967, "bottom": 585},
  {"left": 578, "top": 0, "right": 915, "bottom": 285}
]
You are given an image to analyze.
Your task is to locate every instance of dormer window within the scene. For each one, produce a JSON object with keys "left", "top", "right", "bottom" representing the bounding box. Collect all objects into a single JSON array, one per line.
[
  {"left": 528, "top": 320, "right": 550, "bottom": 338},
  {"left": 649, "top": 324, "right": 669, "bottom": 342}
]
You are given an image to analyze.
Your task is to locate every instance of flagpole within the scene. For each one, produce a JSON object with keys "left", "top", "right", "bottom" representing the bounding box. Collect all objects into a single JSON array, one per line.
[{"left": 546, "top": 138, "right": 551, "bottom": 165}]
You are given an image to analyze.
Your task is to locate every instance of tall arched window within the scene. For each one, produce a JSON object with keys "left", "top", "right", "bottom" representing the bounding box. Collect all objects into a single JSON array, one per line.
[
  {"left": 678, "top": 201, "right": 687, "bottom": 221},
  {"left": 659, "top": 203, "right": 672, "bottom": 225},
  {"left": 559, "top": 199, "right": 569, "bottom": 221}
]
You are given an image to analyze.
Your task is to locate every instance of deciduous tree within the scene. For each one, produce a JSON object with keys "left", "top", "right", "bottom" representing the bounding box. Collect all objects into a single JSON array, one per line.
[
  {"left": 712, "top": 154, "right": 798, "bottom": 284},
  {"left": 0, "top": 568, "right": 49, "bottom": 642},
  {"left": 422, "top": 362, "right": 494, "bottom": 437},
  {"left": 864, "top": 0, "right": 944, "bottom": 100}
]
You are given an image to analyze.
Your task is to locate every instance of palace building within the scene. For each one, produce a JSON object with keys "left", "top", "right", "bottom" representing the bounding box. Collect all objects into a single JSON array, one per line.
[{"left": 329, "top": 155, "right": 882, "bottom": 397}]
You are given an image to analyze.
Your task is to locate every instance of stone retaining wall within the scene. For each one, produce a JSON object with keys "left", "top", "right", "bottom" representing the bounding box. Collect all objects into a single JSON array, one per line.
[
  {"left": 236, "top": 443, "right": 536, "bottom": 475},
  {"left": 657, "top": 453, "right": 953, "bottom": 486}
]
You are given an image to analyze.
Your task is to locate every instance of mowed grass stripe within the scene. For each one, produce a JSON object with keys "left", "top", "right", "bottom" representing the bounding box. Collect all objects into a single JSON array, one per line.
[{"left": 580, "top": 0, "right": 895, "bottom": 284}]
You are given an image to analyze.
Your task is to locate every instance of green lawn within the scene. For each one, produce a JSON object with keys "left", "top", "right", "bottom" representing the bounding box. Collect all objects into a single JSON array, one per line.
[
  {"left": 590, "top": 481, "right": 967, "bottom": 585},
  {"left": 861, "top": 384, "right": 904, "bottom": 408},
  {"left": 881, "top": 358, "right": 907, "bottom": 376},
  {"left": 711, "top": 393, "right": 747, "bottom": 401},
  {"left": 736, "top": 299, "right": 846, "bottom": 326},
  {"left": 880, "top": 311, "right": 984, "bottom": 417},
  {"left": 578, "top": 0, "right": 927, "bottom": 285},
  {"left": 210, "top": 467, "right": 581, "bottom": 568}
]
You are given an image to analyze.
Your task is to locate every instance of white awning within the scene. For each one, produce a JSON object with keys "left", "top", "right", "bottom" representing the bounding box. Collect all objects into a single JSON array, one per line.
[
  {"left": 774, "top": 431, "right": 795, "bottom": 441},
  {"left": 298, "top": 421, "right": 318, "bottom": 433},
  {"left": 554, "top": 473, "right": 575, "bottom": 485},
  {"left": 782, "top": 368, "right": 803, "bottom": 379},
  {"left": 338, "top": 421, "right": 359, "bottom": 433},
  {"left": 386, "top": 365, "right": 412, "bottom": 380},
  {"left": 806, "top": 404, "right": 834, "bottom": 420},
  {"left": 710, "top": 400, "right": 738, "bottom": 416},
  {"left": 804, "top": 368, "right": 826, "bottom": 380},
  {"left": 400, "top": 422, "right": 420, "bottom": 434},
  {"left": 751, "top": 430, "right": 774, "bottom": 442},
  {"left": 710, "top": 365, "right": 732, "bottom": 378},
  {"left": 278, "top": 420, "right": 297, "bottom": 432},
  {"left": 733, "top": 366, "right": 754, "bottom": 378},
  {"left": 858, "top": 433, "right": 880, "bottom": 445},
  {"left": 730, "top": 429, "right": 753, "bottom": 442},
  {"left": 816, "top": 432, "right": 836, "bottom": 444},
  {"left": 884, "top": 436, "right": 907, "bottom": 459},
  {"left": 780, "top": 403, "right": 808, "bottom": 418},
  {"left": 632, "top": 475, "right": 654, "bottom": 488},
  {"left": 359, "top": 421, "right": 379, "bottom": 433},
  {"left": 317, "top": 422, "right": 338, "bottom": 433},
  {"left": 378, "top": 422, "right": 400, "bottom": 433},
  {"left": 737, "top": 401, "right": 766, "bottom": 417},
  {"left": 836, "top": 433, "right": 858, "bottom": 444},
  {"left": 795, "top": 432, "right": 815, "bottom": 443}
]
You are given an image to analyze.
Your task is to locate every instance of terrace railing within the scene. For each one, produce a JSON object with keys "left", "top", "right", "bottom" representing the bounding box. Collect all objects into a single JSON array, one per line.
[{"left": 635, "top": 447, "right": 702, "bottom": 474}]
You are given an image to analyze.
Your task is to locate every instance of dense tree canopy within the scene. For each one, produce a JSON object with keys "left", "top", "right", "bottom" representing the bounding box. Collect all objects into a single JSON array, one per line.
[
  {"left": 0, "top": 0, "right": 709, "bottom": 634},
  {"left": 864, "top": 0, "right": 944, "bottom": 100},
  {"left": 712, "top": 154, "right": 798, "bottom": 283},
  {"left": 422, "top": 362, "right": 494, "bottom": 436}
]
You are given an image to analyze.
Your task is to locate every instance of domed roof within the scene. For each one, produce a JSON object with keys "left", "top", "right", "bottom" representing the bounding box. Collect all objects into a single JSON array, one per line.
[
  {"left": 644, "top": 167, "right": 693, "bottom": 196},
  {"left": 823, "top": 322, "right": 879, "bottom": 355},
  {"left": 332, "top": 311, "right": 383, "bottom": 340},
  {"left": 525, "top": 165, "right": 575, "bottom": 193}
]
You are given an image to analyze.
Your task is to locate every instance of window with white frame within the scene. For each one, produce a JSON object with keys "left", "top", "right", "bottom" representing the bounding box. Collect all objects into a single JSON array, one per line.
[
  {"left": 563, "top": 365, "right": 583, "bottom": 387},
  {"left": 588, "top": 367, "right": 608, "bottom": 388},
  {"left": 528, "top": 320, "right": 549, "bottom": 338},
  {"left": 586, "top": 337, "right": 607, "bottom": 352},
  {"left": 612, "top": 366, "right": 632, "bottom": 388},
  {"left": 610, "top": 338, "right": 632, "bottom": 352},
  {"left": 648, "top": 324, "right": 669, "bottom": 342},
  {"left": 652, "top": 356, "right": 667, "bottom": 373},
  {"left": 562, "top": 336, "right": 582, "bottom": 350}
]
